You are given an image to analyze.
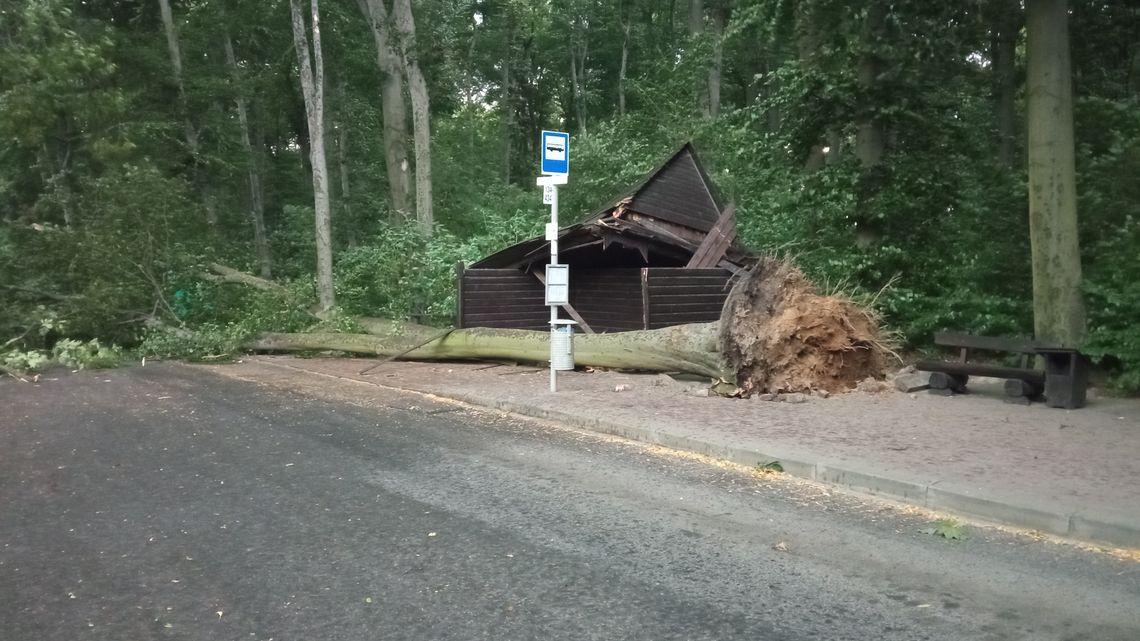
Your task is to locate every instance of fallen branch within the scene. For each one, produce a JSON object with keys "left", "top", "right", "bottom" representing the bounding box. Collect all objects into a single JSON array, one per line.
[{"left": 203, "top": 263, "right": 287, "bottom": 293}]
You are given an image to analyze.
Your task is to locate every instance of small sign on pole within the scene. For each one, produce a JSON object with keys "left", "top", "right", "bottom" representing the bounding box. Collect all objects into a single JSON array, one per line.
[
  {"left": 543, "top": 184, "right": 554, "bottom": 205},
  {"left": 541, "top": 130, "right": 570, "bottom": 176},
  {"left": 544, "top": 264, "right": 570, "bottom": 306}
]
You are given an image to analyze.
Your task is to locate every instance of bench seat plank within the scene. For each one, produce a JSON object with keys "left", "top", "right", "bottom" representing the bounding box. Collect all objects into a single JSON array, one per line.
[{"left": 915, "top": 360, "right": 1045, "bottom": 384}]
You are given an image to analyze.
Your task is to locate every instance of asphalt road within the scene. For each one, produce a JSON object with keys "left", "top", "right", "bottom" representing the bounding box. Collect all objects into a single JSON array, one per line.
[{"left": 1, "top": 363, "right": 1137, "bottom": 641}]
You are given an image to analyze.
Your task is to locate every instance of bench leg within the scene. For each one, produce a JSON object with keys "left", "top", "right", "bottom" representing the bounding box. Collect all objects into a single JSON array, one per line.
[
  {"left": 1004, "top": 378, "right": 1044, "bottom": 398},
  {"left": 929, "top": 372, "right": 969, "bottom": 393}
]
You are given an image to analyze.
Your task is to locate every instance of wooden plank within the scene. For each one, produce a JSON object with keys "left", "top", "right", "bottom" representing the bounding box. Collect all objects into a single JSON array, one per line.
[
  {"left": 686, "top": 203, "right": 737, "bottom": 268},
  {"left": 641, "top": 268, "right": 650, "bottom": 330},
  {"left": 455, "top": 261, "right": 465, "bottom": 329},
  {"left": 933, "top": 333, "right": 1045, "bottom": 354},
  {"left": 644, "top": 293, "right": 728, "bottom": 303},
  {"left": 915, "top": 360, "right": 1045, "bottom": 383}
]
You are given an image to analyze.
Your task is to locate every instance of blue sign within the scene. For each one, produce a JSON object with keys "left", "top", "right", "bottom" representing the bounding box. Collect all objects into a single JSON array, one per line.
[{"left": 541, "top": 130, "right": 569, "bottom": 175}]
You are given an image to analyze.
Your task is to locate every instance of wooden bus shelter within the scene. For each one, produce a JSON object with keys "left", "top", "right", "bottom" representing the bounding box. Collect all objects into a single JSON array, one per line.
[{"left": 456, "top": 143, "right": 756, "bottom": 333}]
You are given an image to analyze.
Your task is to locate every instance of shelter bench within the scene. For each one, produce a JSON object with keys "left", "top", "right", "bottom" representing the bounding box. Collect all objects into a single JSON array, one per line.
[{"left": 915, "top": 333, "right": 1088, "bottom": 409}]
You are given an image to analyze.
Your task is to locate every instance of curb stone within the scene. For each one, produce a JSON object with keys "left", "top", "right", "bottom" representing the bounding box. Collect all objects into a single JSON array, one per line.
[{"left": 444, "top": 394, "right": 1140, "bottom": 550}]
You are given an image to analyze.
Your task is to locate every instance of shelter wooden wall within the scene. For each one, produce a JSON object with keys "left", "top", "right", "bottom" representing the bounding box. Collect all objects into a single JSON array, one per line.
[{"left": 458, "top": 267, "right": 733, "bottom": 332}]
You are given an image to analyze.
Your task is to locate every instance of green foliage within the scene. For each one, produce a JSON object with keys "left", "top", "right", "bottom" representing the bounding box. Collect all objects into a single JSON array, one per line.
[
  {"left": 920, "top": 519, "right": 967, "bottom": 541},
  {"left": 0, "top": 0, "right": 1135, "bottom": 392},
  {"left": 2, "top": 338, "right": 123, "bottom": 373}
]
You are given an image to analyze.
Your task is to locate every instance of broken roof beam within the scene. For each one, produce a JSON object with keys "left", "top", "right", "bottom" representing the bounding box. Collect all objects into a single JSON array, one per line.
[{"left": 686, "top": 203, "right": 737, "bottom": 269}]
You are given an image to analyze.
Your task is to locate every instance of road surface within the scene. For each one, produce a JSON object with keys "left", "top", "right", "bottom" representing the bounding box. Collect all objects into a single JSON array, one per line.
[{"left": 1, "top": 363, "right": 1137, "bottom": 640}]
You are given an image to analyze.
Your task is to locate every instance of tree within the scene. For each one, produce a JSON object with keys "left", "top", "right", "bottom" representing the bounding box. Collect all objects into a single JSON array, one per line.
[
  {"left": 223, "top": 27, "right": 273, "bottom": 279},
  {"left": 1025, "top": 0, "right": 1084, "bottom": 345},
  {"left": 391, "top": 0, "right": 434, "bottom": 236},
  {"left": 156, "top": 0, "right": 217, "bottom": 228},
  {"left": 356, "top": 0, "right": 413, "bottom": 223},
  {"left": 989, "top": 0, "right": 1022, "bottom": 167},
  {"left": 289, "top": 0, "right": 336, "bottom": 311}
]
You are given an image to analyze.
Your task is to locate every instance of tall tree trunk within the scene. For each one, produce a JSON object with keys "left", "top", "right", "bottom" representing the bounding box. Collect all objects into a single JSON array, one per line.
[
  {"left": 570, "top": 52, "right": 587, "bottom": 135},
  {"left": 157, "top": 0, "right": 217, "bottom": 228},
  {"left": 392, "top": 0, "right": 434, "bottom": 236},
  {"left": 224, "top": 30, "right": 273, "bottom": 279},
  {"left": 990, "top": 0, "right": 1021, "bottom": 167},
  {"left": 854, "top": 1, "right": 887, "bottom": 168},
  {"left": 707, "top": 1, "right": 726, "bottom": 119},
  {"left": 335, "top": 81, "right": 355, "bottom": 247},
  {"left": 795, "top": 2, "right": 825, "bottom": 171},
  {"left": 1026, "top": 0, "right": 1084, "bottom": 345},
  {"left": 689, "top": 0, "right": 707, "bottom": 116},
  {"left": 356, "top": 0, "right": 412, "bottom": 224},
  {"left": 501, "top": 24, "right": 513, "bottom": 184},
  {"left": 290, "top": 0, "right": 336, "bottom": 311},
  {"left": 618, "top": 18, "right": 630, "bottom": 117}
]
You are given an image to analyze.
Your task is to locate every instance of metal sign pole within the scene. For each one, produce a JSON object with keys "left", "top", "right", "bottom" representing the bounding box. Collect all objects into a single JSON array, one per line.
[
  {"left": 549, "top": 183, "right": 559, "bottom": 393},
  {"left": 539, "top": 130, "right": 569, "bottom": 393}
]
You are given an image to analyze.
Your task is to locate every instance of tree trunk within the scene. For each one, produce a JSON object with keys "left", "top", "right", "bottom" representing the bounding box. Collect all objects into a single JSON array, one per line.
[
  {"left": 157, "top": 0, "right": 216, "bottom": 228},
  {"left": 290, "top": 0, "right": 336, "bottom": 311},
  {"left": 707, "top": 1, "right": 726, "bottom": 119},
  {"left": 689, "top": 0, "right": 707, "bottom": 116},
  {"left": 335, "top": 80, "right": 355, "bottom": 247},
  {"left": 570, "top": 55, "right": 582, "bottom": 133},
  {"left": 224, "top": 30, "right": 273, "bottom": 279},
  {"left": 991, "top": 0, "right": 1021, "bottom": 167},
  {"left": 247, "top": 320, "right": 730, "bottom": 381},
  {"left": 392, "top": 0, "right": 434, "bottom": 237},
  {"left": 854, "top": 1, "right": 887, "bottom": 169},
  {"left": 1026, "top": 0, "right": 1084, "bottom": 345},
  {"left": 501, "top": 23, "right": 513, "bottom": 184},
  {"left": 618, "top": 18, "right": 630, "bottom": 117},
  {"left": 795, "top": 2, "right": 826, "bottom": 171},
  {"left": 356, "top": 0, "right": 412, "bottom": 223}
]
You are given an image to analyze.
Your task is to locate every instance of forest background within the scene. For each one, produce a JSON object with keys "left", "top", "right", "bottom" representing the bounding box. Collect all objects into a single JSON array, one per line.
[{"left": 1, "top": 0, "right": 1137, "bottom": 390}]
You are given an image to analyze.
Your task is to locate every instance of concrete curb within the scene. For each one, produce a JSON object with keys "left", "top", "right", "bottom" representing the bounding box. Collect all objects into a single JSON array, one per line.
[{"left": 442, "top": 392, "right": 1140, "bottom": 550}]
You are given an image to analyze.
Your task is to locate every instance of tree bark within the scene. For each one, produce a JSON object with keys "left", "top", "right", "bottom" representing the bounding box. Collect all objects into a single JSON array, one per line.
[
  {"left": 247, "top": 320, "right": 730, "bottom": 381},
  {"left": 570, "top": 54, "right": 585, "bottom": 135},
  {"left": 224, "top": 30, "right": 273, "bottom": 279},
  {"left": 795, "top": 1, "right": 826, "bottom": 171},
  {"left": 1026, "top": 0, "right": 1084, "bottom": 345},
  {"left": 290, "top": 0, "right": 336, "bottom": 311},
  {"left": 618, "top": 14, "right": 630, "bottom": 117},
  {"left": 157, "top": 0, "right": 217, "bottom": 228},
  {"left": 854, "top": 1, "right": 887, "bottom": 169},
  {"left": 392, "top": 0, "right": 434, "bottom": 237},
  {"left": 689, "top": 0, "right": 707, "bottom": 116},
  {"left": 335, "top": 80, "right": 355, "bottom": 246},
  {"left": 707, "top": 1, "right": 727, "bottom": 119},
  {"left": 501, "top": 23, "right": 513, "bottom": 184},
  {"left": 990, "top": 0, "right": 1021, "bottom": 167},
  {"left": 356, "top": 0, "right": 412, "bottom": 223}
]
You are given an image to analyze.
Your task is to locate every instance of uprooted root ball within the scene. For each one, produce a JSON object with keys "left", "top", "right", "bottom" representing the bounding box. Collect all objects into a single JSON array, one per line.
[{"left": 718, "top": 256, "right": 891, "bottom": 396}]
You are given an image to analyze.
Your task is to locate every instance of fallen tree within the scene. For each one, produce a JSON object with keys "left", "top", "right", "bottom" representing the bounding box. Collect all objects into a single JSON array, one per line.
[
  {"left": 220, "top": 256, "right": 892, "bottom": 395},
  {"left": 246, "top": 319, "right": 730, "bottom": 380}
]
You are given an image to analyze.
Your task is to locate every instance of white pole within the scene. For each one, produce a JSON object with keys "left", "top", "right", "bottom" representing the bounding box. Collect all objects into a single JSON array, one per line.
[{"left": 549, "top": 183, "right": 559, "bottom": 393}]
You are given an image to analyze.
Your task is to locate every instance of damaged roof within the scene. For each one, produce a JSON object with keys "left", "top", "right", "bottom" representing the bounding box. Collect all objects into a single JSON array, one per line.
[{"left": 472, "top": 143, "right": 754, "bottom": 271}]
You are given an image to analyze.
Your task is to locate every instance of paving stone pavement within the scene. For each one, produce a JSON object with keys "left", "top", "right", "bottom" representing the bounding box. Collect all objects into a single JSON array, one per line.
[{"left": 211, "top": 356, "right": 1140, "bottom": 549}]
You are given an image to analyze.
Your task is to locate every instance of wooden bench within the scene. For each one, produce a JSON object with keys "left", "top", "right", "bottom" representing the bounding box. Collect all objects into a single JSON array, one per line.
[{"left": 915, "top": 333, "right": 1087, "bottom": 408}]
